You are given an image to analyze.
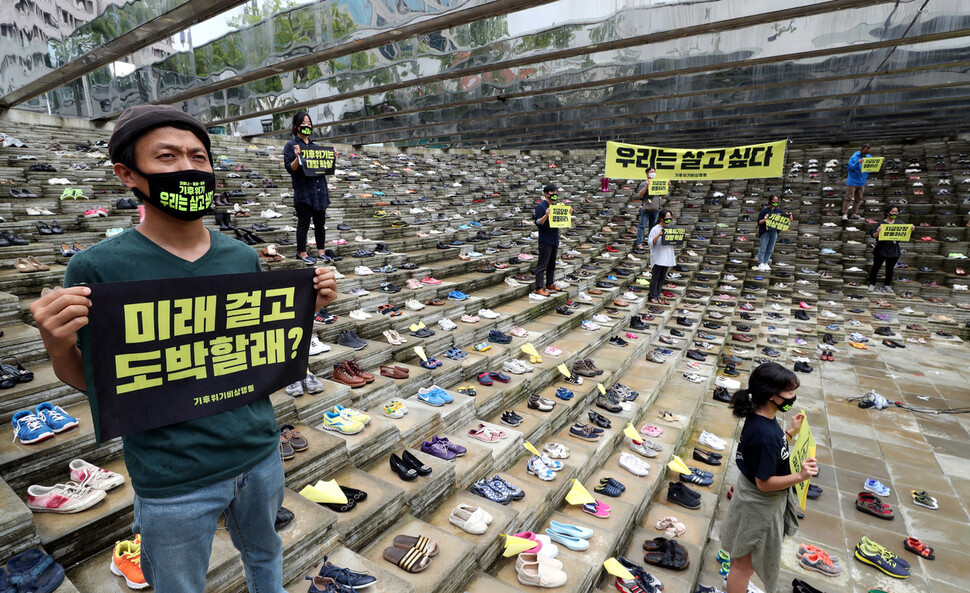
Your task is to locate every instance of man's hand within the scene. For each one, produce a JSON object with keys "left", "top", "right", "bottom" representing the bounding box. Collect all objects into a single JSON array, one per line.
[
  {"left": 30, "top": 286, "right": 91, "bottom": 356},
  {"left": 293, "top": 145, "right": 301, "bottom": 157},
  {"left": 313, "top": 267, "right": 337, "bottom": 311}
]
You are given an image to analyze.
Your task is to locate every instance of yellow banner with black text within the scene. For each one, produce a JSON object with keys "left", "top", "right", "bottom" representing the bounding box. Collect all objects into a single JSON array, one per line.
[
  {"left": 86, "top": 269, "right": 316, "bottom": 440},
  {"left": 606, "top": 140, "right": 786, "bottom": 180}
]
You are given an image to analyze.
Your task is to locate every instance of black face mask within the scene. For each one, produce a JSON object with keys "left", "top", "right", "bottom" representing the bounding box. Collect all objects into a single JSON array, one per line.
[
  {"left": 774, "top": 394, "right": 797, "bottom": 413},
  {"left": 132, "top": 168, "right": 215, "bottom": 221},
  {"left": 299, "top": 126, "right": 312, "bottom": 136}
]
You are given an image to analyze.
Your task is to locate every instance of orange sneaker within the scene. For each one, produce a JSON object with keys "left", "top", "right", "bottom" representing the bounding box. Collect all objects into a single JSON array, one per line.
[
  {"left": 849, "top": 342, "right": 868, "bottom": 350},
  {"left": 111, "top": 536, "right": 149, "bottom": 589}
]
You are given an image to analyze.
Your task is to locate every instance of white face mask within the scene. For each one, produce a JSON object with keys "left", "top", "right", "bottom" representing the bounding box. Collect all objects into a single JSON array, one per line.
[{"left": 647, "top": 172, "right": 657, "bottom": 179}]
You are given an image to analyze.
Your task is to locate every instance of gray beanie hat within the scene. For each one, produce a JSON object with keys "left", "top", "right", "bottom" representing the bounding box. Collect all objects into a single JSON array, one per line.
[{"left": 108, "top": 105, "right": 211, "bottom": 164}]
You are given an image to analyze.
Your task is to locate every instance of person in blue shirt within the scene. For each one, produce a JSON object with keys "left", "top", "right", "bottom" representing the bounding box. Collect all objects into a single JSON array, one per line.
[
  {"left": 755, "top": 195, "right": 791, "bottom": 272},
  {"left": 842, "top": 143, "right": 871, "bottom": 221},
  {"left": 532, "top": 184, "right": 561, "bottom": 297}
]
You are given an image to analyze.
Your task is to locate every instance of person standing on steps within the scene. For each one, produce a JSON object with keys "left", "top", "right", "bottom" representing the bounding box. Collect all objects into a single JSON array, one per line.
[
  {"left": 532, "top": 184, "right": 561, "bottom": 298},
  {"left": 755, "top": 194, "right": 791, "bottom": 272},
  {"left": 30, "top": 104, "right": 338, "bottom": 593},
  {"left": 868, "top": 204, "right": 911, "bottom": 293},
  {"left": 720, "top": 362, "right": 817, "bottom": 593},
  {"left": 842, "top": 143, "right": 872, "bottom": 221},
  {"left": 635, "top": 167, "right": 663, "bottom": 248},
  {"left": 647, "top": 209, "right": 676, "bottom": 304},
  {"left": 283, "top": 111, "right": 333, "bottom": 265}
]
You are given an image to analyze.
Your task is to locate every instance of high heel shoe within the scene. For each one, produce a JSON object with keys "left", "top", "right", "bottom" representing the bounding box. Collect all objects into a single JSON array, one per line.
[
  {"left": 401, "top": 450, "right": 432, "bottom": 476},
  {"left": 390, "top": 453, "right": 418, "bottom": 481},
  {"left": 50, "top": 221, "right": 62, "bottom": 234}
]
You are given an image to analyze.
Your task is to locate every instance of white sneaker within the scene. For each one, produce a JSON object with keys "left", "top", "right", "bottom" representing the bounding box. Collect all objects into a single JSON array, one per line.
[
  {"left": 619, "top": 452, "right": 650, "bottom": 476},
  {"left": 354, "top": 266, "right": 373, "bottom": 276},
  {"left": 715, "top": 376, "right": 741, "bottom": 390},
  {"left": 261, "top": 209, "right": 282, "bottom": 218},
  {"left": 553, "top": 280, "right": 569, "bottom": 290},
  {"left": 577, "top": 292, "right": 592, "bottom": 302},
  {"left": 506, "top": 277, "right": 522, "bottom": 288},
  {"left": 438, "top": 318, "right": 457, "bottom": 331},
  {"left": 592, "top": 314, "right": 611, "bottom": 324},
  {"left": 529, "top": 292, "right": 548, "bottom": 300},
  {"left": 349, "top": 309, "right": 368, "bottom": 320},
  {"left": 355, "top": 235, "right": 373, "bottom": 243},
  {"left": 478, "top": 308, "right": 500, "bottom": 319},
  {"left": 621, "top": 292, "right": 639, "bottom": 301},
  {"left": 503, "top": 360, "right": 527, "bottom": 375},
  {"left": 405, "top": 299, "right": 425, "bottom": 311},
  {"left": 683, "top": 372, "right": 703, "bottom": 383},
  {"left": 699, "top": 430, "right": 727, "bottom": 451},
  {"left": 309, "top": 335, "right": 329, "bottom": 355},
  {"left": 69, "top": 459, "right": 125, "bottom": 490}
]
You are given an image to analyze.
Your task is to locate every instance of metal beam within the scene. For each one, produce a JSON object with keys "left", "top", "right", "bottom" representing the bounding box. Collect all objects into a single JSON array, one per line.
[
  {"left": 0, "top": 0, "right": 251, "bottom": 109},
  {"left": 94, "top": 0, "right": 561, "bottom": 121},
  {"left": 209, "top": 0, "right": 899, "bottom": 127}
]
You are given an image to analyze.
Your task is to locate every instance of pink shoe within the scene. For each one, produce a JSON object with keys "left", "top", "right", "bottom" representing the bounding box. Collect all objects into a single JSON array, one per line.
[
  {"left": 83, "top": 209, "right": 98, "bottom": 218},
  {"left": 799, "top": 301, "right": 812, "bottom": 309},
  {"left": 582, "top": 501, "right": 611, "bottom": 518},
  {"left": 422, "top": 277, "right": 442, "bottom": 285},
  {"left": 468, "top": 426, "right": 499, "bottom": 442},
  {"left": 641, "top": 424, "right": 663, "bottom": 437},
  {"left": 625, "top": 332, "right": 639, "bottom": 339},
  {"left": 406, "top": 279, "right": 422, "bottom": 289},
  {"left": 510, "top": 326, "right": 529, "bottom": 338},
  {"left": 544, "top": 346, "right": 562, "bottom": 356}
]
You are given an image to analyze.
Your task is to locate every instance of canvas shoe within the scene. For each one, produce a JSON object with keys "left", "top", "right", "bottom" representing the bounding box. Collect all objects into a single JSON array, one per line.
[
  {"left": 619, "top": 452, "right": 650, "bottom": 476},
  {"left": 69, "top": 459, "right": 125, "bottom": 490},
  {"left": 111, "top": 536, "right": 149, "bottom": 589},
  {"left": 714, "top": 376, "right": 740, "bottom": 390},
  {"left": 630, "top": 440, "right": 659, "bottom": 458},
  {"left": 27, "top": 481, "right": 106, "bottom": 513},
  {"left": 11, "top": 410, "right": 55, "bottom": 444},
  {"left": 699, "top": 430, "right": 726, "bottom": 451}
]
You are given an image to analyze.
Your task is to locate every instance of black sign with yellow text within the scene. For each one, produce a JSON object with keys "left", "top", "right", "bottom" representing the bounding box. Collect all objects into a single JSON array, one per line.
[
  {"left": 87, "top": 269, "right": 315, "bottom": 440},
  {"left": 661, "top": 227, "right": 686, "bottom": 245},
  {"left": 765, "top": 213, "right": 791, "bottom": 231},
  {"left": 301, "top": 147, "right": 336, "bottom": 176}
]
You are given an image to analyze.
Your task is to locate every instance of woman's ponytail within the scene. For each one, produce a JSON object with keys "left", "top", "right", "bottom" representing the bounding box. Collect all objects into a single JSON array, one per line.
[
  {"left": 730, "top": 362, "right": 800, "bottom": 418},
  {"left": 730, "top": 388, "right": 755, "bottom": 418}
]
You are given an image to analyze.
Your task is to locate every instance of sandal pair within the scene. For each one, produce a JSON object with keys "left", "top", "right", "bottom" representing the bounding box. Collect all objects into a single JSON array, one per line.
[
  {"left": 382, "top": 535, "right": 438, "bottom": 573},
  {"left": 654, "top": 516, "right": 686, "bottom": 537}
]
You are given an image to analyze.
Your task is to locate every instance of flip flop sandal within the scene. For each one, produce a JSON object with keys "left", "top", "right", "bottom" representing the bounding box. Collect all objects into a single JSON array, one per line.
[
  {"left": 716, "top": 549, "right": 731, "bottom": 563},
  {"left": 5, "top": 549, "right": 64, "bottom": 593},
  {"left": 392, "top": 535, "right": 439, "bottom": 557},
  {"left": 382, "top": 545, "right": 431, "bottom": 573},
  {"left": 458, "top": 386, "right": 477, "bottom": 396},
  {"left": 719, "top": 561, "right": 731, "bottom": 575},
  {"left": 642, "top": 537, "right": 665, "bottom": 552},
  {"left": 657, "top": 410, "right": 677, "bottom": 422},
  {"left": 903, "top": 537, "right": 934, "bottom": 560}
]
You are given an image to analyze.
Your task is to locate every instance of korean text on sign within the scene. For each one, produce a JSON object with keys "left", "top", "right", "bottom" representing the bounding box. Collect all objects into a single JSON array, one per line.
[
  {"left": 605, "top": 140, "right": 786, "bottom": 180},
  {"left": 877, "top": 224, "right": 912, "bottom": 242}
]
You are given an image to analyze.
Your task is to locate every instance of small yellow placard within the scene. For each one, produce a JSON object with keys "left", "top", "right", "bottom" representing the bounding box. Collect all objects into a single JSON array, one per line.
[
  {"left": 877, "top": 224, "right": 912, "bottom": 242},
  {"left": 413, "top": 346, "right": 428, "bottom": 362},
  {"left": 789, "top": 410, "right": 817, "bottom": 510},
  {"left": 861, "top": 157, "right": 884, "bottom": 172},
  {"left": 557, "top": 364, "right": 571, "bottom": 378},
  {"left": 548, "top": 204, "right": 572, "bottom": 228},
  {"left": 299, "top": 480, "right": 348, "bottom": 504},
  {"left": 597, "top": 383, "right": 607, "bottom": 395},
  {"left": 667, "top": 455, "right": 692, "bottom": 476},
  {"left": 648, "top": 179, "right": 669, "bottom": 195},
  {"left": 521, "top": 343, "right": 540, "bottom": 357},
  {"left": 524, "top": 441, "right": 541, "bottom": 457},
  {"left": 502, "top": 534, "right": 540, "bottom": 556}
]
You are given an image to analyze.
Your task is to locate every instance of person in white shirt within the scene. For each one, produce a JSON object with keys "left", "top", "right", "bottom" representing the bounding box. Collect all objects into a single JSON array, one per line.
[{"left": 647, "top": 209, "right": 676, "bottom": 304}]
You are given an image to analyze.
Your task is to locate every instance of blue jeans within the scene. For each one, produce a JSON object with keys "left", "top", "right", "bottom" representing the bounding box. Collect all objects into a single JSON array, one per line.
[
  {"left": 134, "top": 450, "right": 284, "bottom": 593},
  {"left": 758, "top": 230, "right": 778, "bottom": 264},
  {"left": 637, "top": 210, "right": 658, "bottom": 244}
]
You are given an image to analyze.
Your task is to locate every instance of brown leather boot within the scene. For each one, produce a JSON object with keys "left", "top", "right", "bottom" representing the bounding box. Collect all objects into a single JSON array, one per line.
[
  {"left": 332, "top": 364, "right": 366, "bottom": 388},
  {"left": 345, "top": 361, "right": 375, "bottom": 383}
]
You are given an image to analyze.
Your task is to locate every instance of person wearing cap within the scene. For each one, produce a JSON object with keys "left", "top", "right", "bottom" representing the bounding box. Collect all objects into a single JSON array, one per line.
[
  {"left": 842, "top": 143, "right": 872, "bottom": 221},
  {"left": 29, "top": 105, "right": 337, "bottom": 593},
  {"left": 532, "top": 184, "right": 561, "bottom": 297},
  {"left": 283, "top": 111, "right": 333, "bottom": 264}
]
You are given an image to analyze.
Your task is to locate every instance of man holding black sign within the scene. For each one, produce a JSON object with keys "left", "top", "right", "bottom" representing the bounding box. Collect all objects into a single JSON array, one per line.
[
  {"left": 647, "top": 209, "right": 676, "bottom": 304},
  {"left": 755, "top": 195, "right": 791, "bottom": 272},
  {"left": 284, "top": 112, "right": 333, "bottom": 265},
  {"left": 531, "top": 184, "right": 561, "bottom": 298},
  {"left": 30, "top": 105, "right": 337, "bottom": 593}
]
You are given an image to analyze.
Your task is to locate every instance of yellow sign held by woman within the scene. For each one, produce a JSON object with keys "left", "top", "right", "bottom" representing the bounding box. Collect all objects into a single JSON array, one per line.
[{"left": 788, "top": 411, "right": 816, "bottom": 510}]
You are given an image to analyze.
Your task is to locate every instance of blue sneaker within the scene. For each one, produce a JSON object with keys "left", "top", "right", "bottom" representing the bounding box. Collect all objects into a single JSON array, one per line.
[
  {"left": 428, "top": 386, "right": 453, "bottom": 403},
  {"left": 657, "top": 348, "right": 674, "bottom": 356},
  {"left": 417, "top": 390, "right": 446, "bottom": 406},
  {"left": 317, "top": 556, "right": 378, "bottom": 589},
  {"left": 607, "top": 275, "right": 618, "bottom": 281},
  {"left": 487, "top": 475, "right": 524, "bottom": 500},
  {"left": 864, "top": 478, "right": 891, "bottom": 497},
  {"left": 458, "top": 224, "right": 470, "bottom": 230},
  {"left": 826, "top": 324, "right": 840, "bottom": 331},
  {"left": 12, "top": 410, "right": 55, "bottom": 444},
  {"left": 555, "top": 387, "right": 574, "bottom": 400},
  {"left": 34, "top": 403, "right": 78, "bottom": 433},
  {"left": 470, "top": 221, "right": 482, "bottom": 227},
  {"left": 448, "top": 291, "right": 469, "bottom": 301}
]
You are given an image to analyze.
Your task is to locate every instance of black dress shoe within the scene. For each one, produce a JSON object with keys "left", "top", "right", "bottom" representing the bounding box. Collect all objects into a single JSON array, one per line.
[
  {"left": 339, "top": 485, "right": 368, "bottom": 502},
  {"left": 401, "top": 450, "right": 432, "bottom": 476},
  {"left": 693, "top": 448, "right": 721, "bottom": 465},
  {"left": 588, "top": 410, "right": 612, "bottom": 429},
  {"left": 687, "top": 350, "right": 706, "bottom": 361},
  {"left": 712, "top": 386, "right": 732, "bottom": 403},
  {"left": 274, "top": 506, "right": 294, "bottom": 531},
  {"left": 390, "top": 453, "right": 418, "bottom": 480},
  {"left": 670, "top": 328, "right": 684, "bottom": 337},
  {"left": 323, "top": 499, "right": 357, "bottom": 512}
]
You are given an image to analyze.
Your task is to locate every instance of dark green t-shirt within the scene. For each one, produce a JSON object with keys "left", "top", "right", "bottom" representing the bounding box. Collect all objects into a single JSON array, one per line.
[{"left": 64, "top": 228, "right": 279, "bottom": 498}]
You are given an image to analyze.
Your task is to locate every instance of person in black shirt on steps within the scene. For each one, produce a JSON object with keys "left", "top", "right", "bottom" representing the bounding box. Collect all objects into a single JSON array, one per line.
[
  {"left": 719, "top": 362, "right": 817, "bottom": 593},
  {"left": 532, "top": 184, "right": 561, "bottom": 297}
]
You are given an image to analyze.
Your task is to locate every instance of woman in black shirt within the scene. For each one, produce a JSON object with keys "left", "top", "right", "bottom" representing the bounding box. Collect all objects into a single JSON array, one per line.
[
  {"left": 720, "top": 362, "right": 817, "bottom": 593},
  {"left": 868, "top": 204, "right": 911, "bottom": 293},
  {"left": 283, "top": 112, "right": 332, "bottom": 265}
]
